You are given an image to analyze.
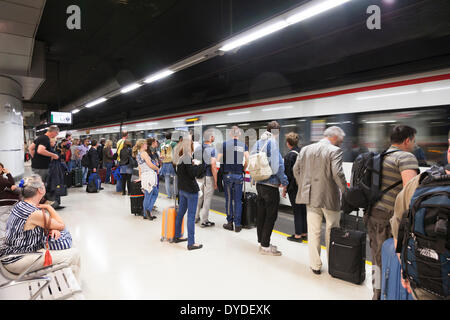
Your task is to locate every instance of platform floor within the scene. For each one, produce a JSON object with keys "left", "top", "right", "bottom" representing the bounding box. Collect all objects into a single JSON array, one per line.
[{"left": 52, "top": 181, "right": 373, "bottom": 300}]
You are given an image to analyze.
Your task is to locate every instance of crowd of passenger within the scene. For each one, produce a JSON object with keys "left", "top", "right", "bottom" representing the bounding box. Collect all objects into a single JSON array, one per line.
[{"left": 1, "top": 121, "right": 448, "bottom": 300}]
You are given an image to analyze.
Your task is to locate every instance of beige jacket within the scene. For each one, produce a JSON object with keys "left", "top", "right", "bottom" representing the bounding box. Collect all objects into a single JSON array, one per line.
[{"left": 293, "top": 138, "right": 348, "bottom": 211}]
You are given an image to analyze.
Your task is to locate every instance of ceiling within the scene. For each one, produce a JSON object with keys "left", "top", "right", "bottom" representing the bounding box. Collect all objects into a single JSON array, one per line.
[{"left": 27, "top": 0, "right": 450, "bottom": 130}]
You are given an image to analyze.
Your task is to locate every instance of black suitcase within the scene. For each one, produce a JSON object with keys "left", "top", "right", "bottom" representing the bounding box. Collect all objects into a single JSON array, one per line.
[
  {"left": 130, "top": 181, "right": 144, "bottom": 216},
  {"left": 241, "top": 192, "right": 257, "bottom": 228},
  {"left": 72, "top": 168, "right": 83, "bottom": 187},
  {"left": 328, "top": 226, "right": 366, "bottom": 284},
  {"left": 64, "top": 171, "right": 73, "bottom": 188}
]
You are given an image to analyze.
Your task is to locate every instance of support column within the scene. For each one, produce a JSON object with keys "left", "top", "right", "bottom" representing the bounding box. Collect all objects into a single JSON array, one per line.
[{"left": 0, "top": 75, "right": 24, "bottom": 179}]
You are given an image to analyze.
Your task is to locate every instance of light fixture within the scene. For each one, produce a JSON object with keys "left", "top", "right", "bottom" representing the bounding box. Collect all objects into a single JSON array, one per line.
[
  {"left": 220, "top": 20, "right": 289, "bottom": 52},
  {"left": 286, "top": 0, "right": 352, "bottom": 25},
  {"left": 121, "top": 83, "right": 142, "bottom": 94},
  {"left": 216, "top": 125, "right": 228, "bottom": 128},
  {"left": 238, "top": 123, "right": 250, "bottom": 126},
  {"left": 85, "top": 97, "right": 107, "bottom": 108},
  {"left": 282, "top": 124, "right": 297, "bottom": 127},
  {"left": 365, "top": 120, "right": 397, "bottom": 124},
  {"left": 144, "top": 70, "right": 174, "bottom": 84},
  {"left": 72, "top": 109, "right": 80, "bottom": 114}
]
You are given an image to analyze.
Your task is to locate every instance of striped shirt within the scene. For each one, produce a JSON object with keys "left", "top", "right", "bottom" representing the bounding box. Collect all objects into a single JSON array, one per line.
[
  {"left": 374, "top": 146, "right": 419, "bottom": 212},
  {"left": 0, "top": 201, "right": 45, "bottom": 265}
]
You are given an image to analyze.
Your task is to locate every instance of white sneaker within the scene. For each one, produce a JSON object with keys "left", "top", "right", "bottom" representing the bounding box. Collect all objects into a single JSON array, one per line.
[{"left": 260, "top": 245, "right": 282, "bottom": 256}]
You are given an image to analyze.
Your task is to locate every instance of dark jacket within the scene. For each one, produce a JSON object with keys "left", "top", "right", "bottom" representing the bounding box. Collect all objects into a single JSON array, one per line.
[
  {"left": 87, "top": 147, "right": 100, "bottom": 170},
  {"left": 119, "top": 147, "right": 132, "bottom": 166},
  {"left": 284, "top": 146, "right": 300, "bottom": 193},
  {"left": 46, "top": 160, "right": 66, "bottom": 196},
  {"left": 0, "top": 173, "right": 20, "bottom": 203},
  {"left": 176, "top": 155, "right": 203, "bottom": 194},
  {"left": 97, "top": 144, "right": 104, "bottom": 163},
  {"left": 103, "top": 146, "right": 114, "bottom": 164}
]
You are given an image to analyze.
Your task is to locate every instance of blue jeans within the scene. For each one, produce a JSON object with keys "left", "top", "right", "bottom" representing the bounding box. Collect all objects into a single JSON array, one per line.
[
  {"left": 223, "top": 173, "right": 243, "bottom": 227},
  {"left": 175, "top": 190, "right": 198, "bottom": 246},
  {"left": 105, "top": 162, "right": 113, "bottom": 183},
  {"left": 82, "top": 166, "right": 88, "bottom": 185},
  {"left": 143, "top": 187, "right": 159, "bottom": 214}
]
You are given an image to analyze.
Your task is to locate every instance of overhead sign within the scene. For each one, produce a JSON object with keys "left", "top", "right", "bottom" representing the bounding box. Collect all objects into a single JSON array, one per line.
[{"left": 50, "top": 112, "right": 72, "bottom": 124}]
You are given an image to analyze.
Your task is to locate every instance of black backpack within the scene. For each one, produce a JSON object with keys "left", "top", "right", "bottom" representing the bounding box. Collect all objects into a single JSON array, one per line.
[
  {"left": 81, "top": 153, "right": 90, "bottom": 168},
  {"left": 342, "top": 150, "right": 402, "bottom": 214},
  {"left": 396, "top": 166, "right": 450, "bottom": 299}
]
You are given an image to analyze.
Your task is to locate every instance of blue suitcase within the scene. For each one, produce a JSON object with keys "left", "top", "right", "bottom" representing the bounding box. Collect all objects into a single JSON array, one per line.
[{"left": 381, "top": 238, "right": 414, "bottom": 300}]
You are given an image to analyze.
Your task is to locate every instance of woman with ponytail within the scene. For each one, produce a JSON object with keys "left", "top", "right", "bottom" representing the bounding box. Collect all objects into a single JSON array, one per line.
[{"left": 0, "top": 175, "right": 81, "bottom": 280}]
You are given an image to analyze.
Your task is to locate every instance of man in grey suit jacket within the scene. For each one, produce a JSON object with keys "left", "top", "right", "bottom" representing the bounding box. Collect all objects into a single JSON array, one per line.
[{"left": 293, "top": 126, "right": 348, "bottom": 274}]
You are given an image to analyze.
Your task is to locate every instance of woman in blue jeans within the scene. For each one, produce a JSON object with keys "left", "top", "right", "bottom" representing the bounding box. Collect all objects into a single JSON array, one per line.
[
  {"left": 133, "top": 139, "right": 160, "bottom": 220},
  {"left": 174, "top": 136, "right": 203, "bottom": 250}
]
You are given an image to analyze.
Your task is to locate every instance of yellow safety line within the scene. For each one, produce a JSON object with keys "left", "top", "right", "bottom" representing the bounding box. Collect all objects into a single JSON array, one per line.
[{"left": 159, "top": 193, "right": 372, "bottom": 266}]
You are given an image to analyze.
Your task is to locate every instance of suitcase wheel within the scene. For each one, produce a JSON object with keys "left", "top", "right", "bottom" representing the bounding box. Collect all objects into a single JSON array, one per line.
[{"left": 168, "top": 239, "right": 173, "bottom": 243}]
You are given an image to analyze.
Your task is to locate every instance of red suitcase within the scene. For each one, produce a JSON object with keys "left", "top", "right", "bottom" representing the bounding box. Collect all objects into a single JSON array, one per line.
[{"left": 98, "top": 168, "right": 107, "bottom": 183}]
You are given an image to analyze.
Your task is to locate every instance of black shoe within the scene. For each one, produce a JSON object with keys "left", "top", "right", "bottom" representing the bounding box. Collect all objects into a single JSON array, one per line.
[
  {"left": 149, "top": 215, "right": 157, "bottom": 220},
  {"left": 223, "top": 222, "right": 234, "bottom": 231},
  {"left": 99, "top": 187, "right": 104, "bottom": 190},
  {"left": 200, "top": 221, "right": 215, "bottom": 228},
  {"left": 234, "top": 225, "right": 242, "bottom": 233},
  {"left": 143, "top": 215, "right": 149, "bottom": 220},
  {"left": 188, "top": 244, "right": 203, "bottom": 251},
  {"left": 173, "top": 237, "right": 188, "bottom": 243},
  {"left": 311, "top": 268, "right": 321, "bottom": 275},
  {"left": 54, "top": 206, "right": 65, "bottom": 210},
  {"left": 287, "top": 235, "right": 304, "bottom": 243}
]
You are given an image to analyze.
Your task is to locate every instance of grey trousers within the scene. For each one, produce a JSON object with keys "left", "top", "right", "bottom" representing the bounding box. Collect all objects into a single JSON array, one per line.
[{"left": 195, "top": 176, "right": 215, "bottom": 223}]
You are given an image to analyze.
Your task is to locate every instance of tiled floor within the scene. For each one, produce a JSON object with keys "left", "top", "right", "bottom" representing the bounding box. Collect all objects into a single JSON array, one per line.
[{"left": 55, "top": 182, "right": 372, "bottom": 300}]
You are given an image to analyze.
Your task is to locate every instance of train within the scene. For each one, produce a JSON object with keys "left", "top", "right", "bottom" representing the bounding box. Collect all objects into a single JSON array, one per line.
[{"left": 66, "top": 68, "right": 450, "bottom": 206}]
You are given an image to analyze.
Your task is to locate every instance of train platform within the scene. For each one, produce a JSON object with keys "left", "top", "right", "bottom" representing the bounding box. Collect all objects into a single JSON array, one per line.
[{"left": 52, "top": 180, "right": 373, "bottom": 300}]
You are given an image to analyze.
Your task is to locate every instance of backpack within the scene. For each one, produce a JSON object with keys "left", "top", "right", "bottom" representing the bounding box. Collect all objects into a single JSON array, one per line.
[
  {"left": 161, "top": 142, "right": 173, "bottom": 163},
  {"left": 248, "top": 139, "right": 273, "bottom": 182},
  {"left": 195, "top": 145, "right": 207, "bottom": 179},
  {"left": 86, "top": 173, "right": 101, "bottom": 193},
  {"left": 341, "top": 150, "right": 401, "bottom": 214},
  {"left": 396, "top": 166, "right": 450, "bottom": 299}
]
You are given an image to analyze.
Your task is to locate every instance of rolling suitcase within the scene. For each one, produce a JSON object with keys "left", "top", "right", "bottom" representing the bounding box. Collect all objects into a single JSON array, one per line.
[
  {"left": 328, "top": 222, "right": 366, "bottom": 285},
  {"left": 72, "top": 167, "right": 82, "bottom": 187},
  {"left": 64, "top": 171, "right": 73, "bottom": 188},
  {"left": 381, "top": 238, "right": 414, "bottom": 300},
  {"left": 130, "top": 181, "right": 144, "bottom": 216},
  {"left": 241, "top": 192, "right": 257, "bottom": 228},
  {"left": 98, "top": 168, "right": 107, "bottom": 183},
  {"left": 161, "top": 198, "right": 185, "bottom": 242}
]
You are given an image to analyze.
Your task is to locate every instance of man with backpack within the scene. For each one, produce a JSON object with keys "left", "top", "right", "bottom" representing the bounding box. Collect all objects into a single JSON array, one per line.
[
  {"left": 250, "top": 121, "right": 288, "bottom": 255},
  {"left": 160, "top": 132, "right": 178, "bottom": 199},
  {"left": 194, "top": 128, "right": 218, "bottom": 228},
  {"left": 391, "top": 133, "right": 450, "bottom": 300},
  {"left": 364, "top": 125, "right": 419, "bottom": 300}
]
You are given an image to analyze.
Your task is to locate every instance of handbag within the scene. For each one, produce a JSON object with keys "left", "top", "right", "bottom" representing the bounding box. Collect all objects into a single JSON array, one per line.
[{"left": 42, "top": 211, "right": 52, "bottom": 267}]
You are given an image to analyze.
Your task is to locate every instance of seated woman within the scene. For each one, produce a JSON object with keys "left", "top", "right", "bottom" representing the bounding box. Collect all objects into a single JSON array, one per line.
[
  {"left": 0, "top": 175, "right": 81, "bottom": 281},
  {"left": 0, "top": 163, "right": 20, "bottom": 205},
  {"left": 174, "top": 135, "right": 204, "bottom": 251}
]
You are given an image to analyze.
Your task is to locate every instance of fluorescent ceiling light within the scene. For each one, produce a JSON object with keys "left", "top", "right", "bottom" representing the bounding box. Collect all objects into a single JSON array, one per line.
[
  {"left": 239, "top": 123, "right": 250, "bottom": 126},
  {"left": 144, "top": 70, "right": 174, "bottom": 84},
  {"left": 282, "top": 124, "right": 297, "bottom": 127},
  {"left": 71, "top": 109, "right": 80, "bottom": 114},
  {"left": 216, "top": 125, "right": 228, "bottom": 128},
  {"left": 421, "top": 86, "right": 450, "bottom": 93},
  {"left": 121, "top": 83, "right": 142, "bottom": 94},
  {"left": 286, "top": 0, "right": 352, "bottom": 24},
  {"left": 227, "top": 111, "right": 251, "bottom": 116},
  {"left": 262, "top": 106, "right": 293, "bottom": 112},
  {"left": 85, "top": 97, "right": 107, "bottom": 108},
  {"left": 356, "top": 91, "right": 418, "bottom": 100},
  {"left": 220, "top": 20, "right": 289, "bottom": 52}
]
